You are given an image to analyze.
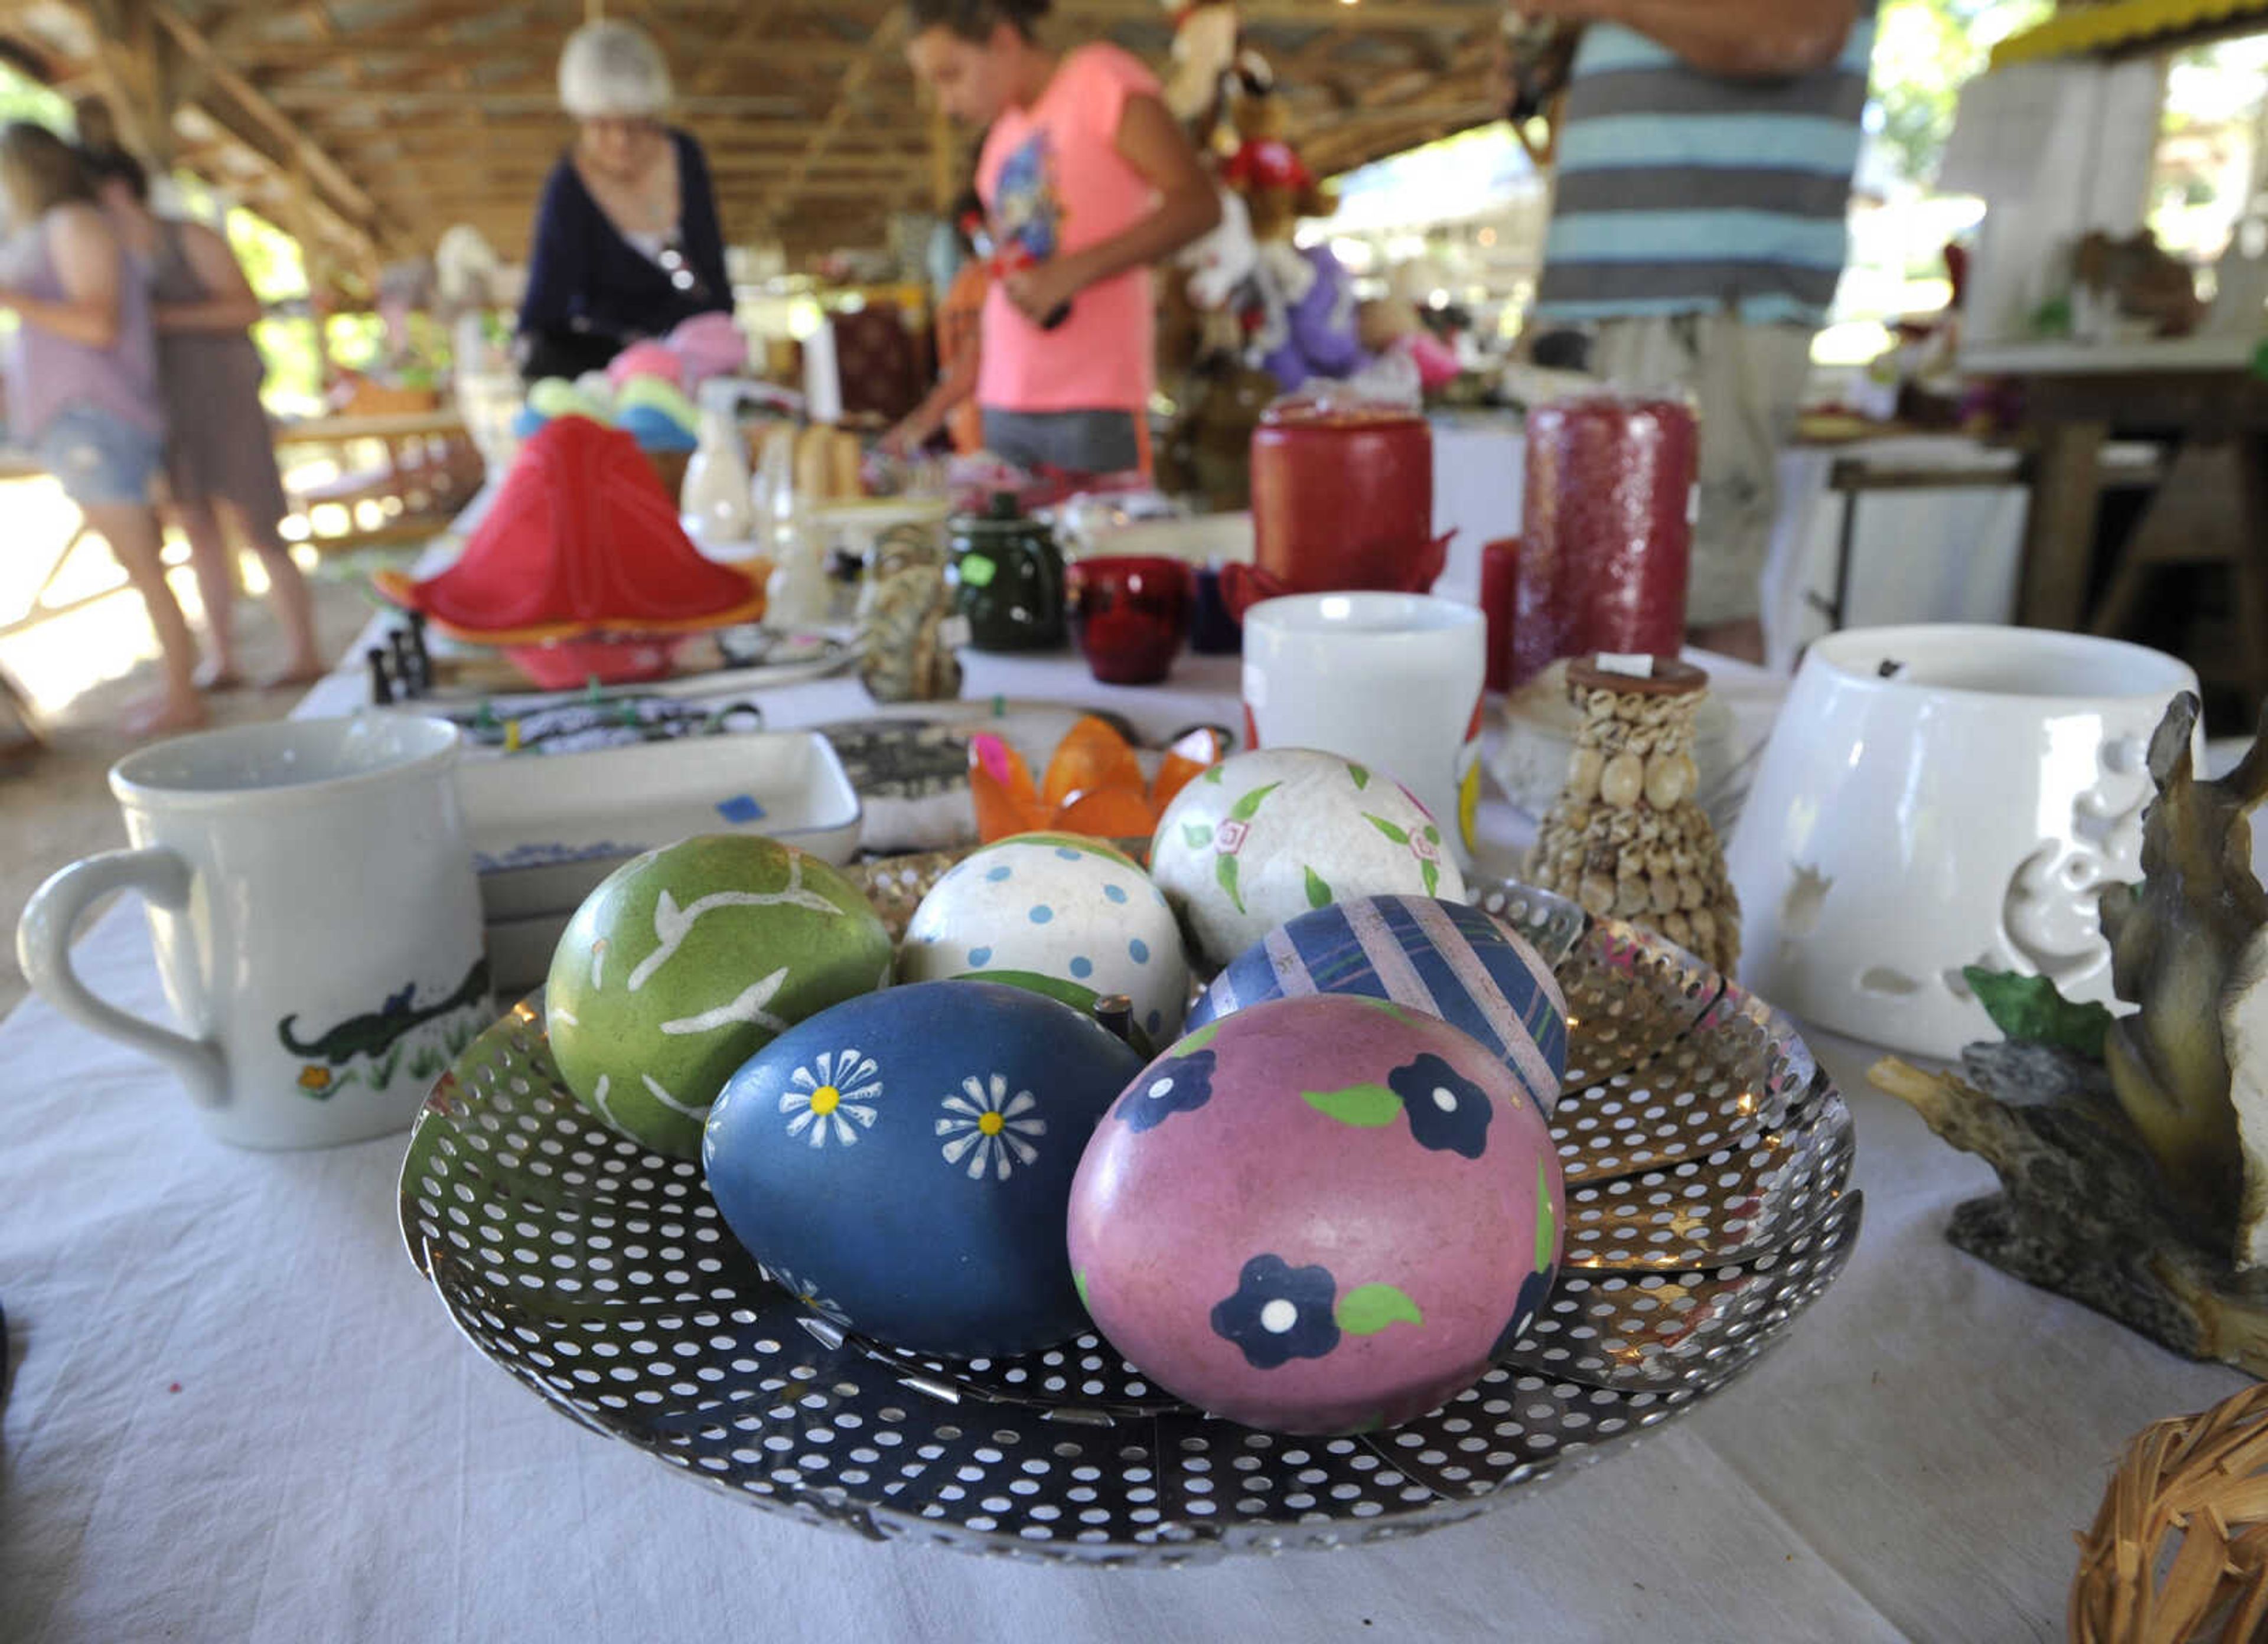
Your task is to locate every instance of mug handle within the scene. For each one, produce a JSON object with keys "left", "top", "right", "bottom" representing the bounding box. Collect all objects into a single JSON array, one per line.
[{"left": 15, "top": 847, "right": 229, "bottom": 1109}]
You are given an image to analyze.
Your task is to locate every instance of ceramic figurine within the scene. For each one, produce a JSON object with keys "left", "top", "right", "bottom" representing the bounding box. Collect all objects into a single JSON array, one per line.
[
  {"left": 1869, "top": 693, "right": 2268, "bottom": 1377},
  {"left": 900, "top": 833, "right": 1194, "bottom": 1053},
  {"left": 1068, "top": 995, "right": 1565, "bottom": 1434},
  {"left": 545, "top": 836, "right": 895, "bottom": 1159},
  {"left": 1188, "top": 895, "right": 1568, "bottom": 1116},
  {"left": 703, "top": 981, "right": 1146, "bottom": 1359},
  {"left": 2097, "top": 693, "right": 2268, "bottom": 1256},
  {"left": 855, "top": 524, "right": 963, "bottom": 703},
  {"left": 1149, "top": 748, "right": 1467, "bottom": 970},
  {"left": 1529, "top": 656, "right": 1741, "bottom": 975}
]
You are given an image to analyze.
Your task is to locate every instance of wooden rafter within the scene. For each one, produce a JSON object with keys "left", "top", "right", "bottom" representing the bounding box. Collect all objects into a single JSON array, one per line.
[
  {"left": 144, "top": 2, "right": 399, "bottom": 253},
  {"left": 11, "top": 0, "right": 1506, "bottom": 267}
]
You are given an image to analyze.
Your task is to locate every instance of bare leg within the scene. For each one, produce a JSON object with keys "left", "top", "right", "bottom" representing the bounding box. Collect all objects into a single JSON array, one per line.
[
  {"left": 175, "top": 495, "right": 244, "bottom": 690},
  {"left": 1687, "top": 616, "right": 1765, "bottom": 666},
  {"left": 221, "top": 500, "right": 326, "bottom": 686},
  {"left": 83, "top": 500, "right": 207, "bottom": 735}
]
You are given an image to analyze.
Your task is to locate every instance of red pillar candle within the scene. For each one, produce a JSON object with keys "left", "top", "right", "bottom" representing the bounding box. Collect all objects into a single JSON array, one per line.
[
  {"left": 1480, "top": 537, "right": 1520, "bottom": 694},
  {"left": 1511, "top": 394, "right": 1697, "bottom": 686}
]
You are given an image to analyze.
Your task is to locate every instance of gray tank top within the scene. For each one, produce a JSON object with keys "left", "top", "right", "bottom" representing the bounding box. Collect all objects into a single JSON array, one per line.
[{"left": 4, "top": 207, "right": 162, "bottom": 443}]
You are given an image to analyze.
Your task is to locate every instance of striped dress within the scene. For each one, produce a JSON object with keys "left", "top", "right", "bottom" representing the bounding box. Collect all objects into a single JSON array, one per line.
[{"left": 1532, "top": 10, "right": 1879, "bottom": 330}]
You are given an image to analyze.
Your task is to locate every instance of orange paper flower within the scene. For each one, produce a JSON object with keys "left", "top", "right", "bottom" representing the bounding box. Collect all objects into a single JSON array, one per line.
[{"left": 970, "top": 719, "right": 1226, "bottom": 846}]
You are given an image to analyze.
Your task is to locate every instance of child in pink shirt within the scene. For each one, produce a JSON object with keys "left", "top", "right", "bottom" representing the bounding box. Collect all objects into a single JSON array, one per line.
[{"left": 908, "top": 0, "right": 1219, "bottom": 477}]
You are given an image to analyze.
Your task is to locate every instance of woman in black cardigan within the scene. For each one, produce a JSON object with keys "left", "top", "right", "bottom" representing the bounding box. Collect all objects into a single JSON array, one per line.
[{"left": 516, "top": 20, "right": 732, "bottom": 382}]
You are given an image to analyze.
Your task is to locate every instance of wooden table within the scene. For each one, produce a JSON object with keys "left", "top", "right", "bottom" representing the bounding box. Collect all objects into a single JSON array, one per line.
[
  {"left": 1963, "top": 338, "right": 2268, "bottom": 704},
  {"left": 270, "top": 409, "right": 470, "bottom": 448},
  {"left": 272, "top": 407, "right": 484, "bottom": 553}
]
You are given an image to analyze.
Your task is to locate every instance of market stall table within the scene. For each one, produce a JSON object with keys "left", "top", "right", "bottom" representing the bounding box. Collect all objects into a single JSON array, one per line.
[
  {"left": 1966, "top": 336, "right": 2268, "bottom": 707},
  {"left": 1, "top": 634, "right": 2250, "bottom": 1642}
]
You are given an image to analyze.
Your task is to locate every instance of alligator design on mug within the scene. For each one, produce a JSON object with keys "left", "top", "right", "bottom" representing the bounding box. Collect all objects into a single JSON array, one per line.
[{"left": 278, "top": 957, "right": 491, "bottom": 1066}]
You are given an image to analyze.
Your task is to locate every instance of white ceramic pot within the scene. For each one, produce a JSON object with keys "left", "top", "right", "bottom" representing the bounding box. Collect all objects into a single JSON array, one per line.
[{"left": 1726, "top": 624, "right": 2199, "bottom": 1059}]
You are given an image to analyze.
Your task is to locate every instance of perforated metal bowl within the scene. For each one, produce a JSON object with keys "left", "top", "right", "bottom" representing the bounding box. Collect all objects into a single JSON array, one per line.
[{"left": 399, "top": 886, "right": 1860, "bottom": 1563}]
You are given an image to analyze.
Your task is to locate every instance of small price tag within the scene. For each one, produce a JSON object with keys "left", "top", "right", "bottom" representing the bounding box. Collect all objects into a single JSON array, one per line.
[
  {"left": 958, "top": 554, "right": 997, "bottom": 589},
  {"left": 1597, "top": 653, "right": 1656, "bottom": 679}
]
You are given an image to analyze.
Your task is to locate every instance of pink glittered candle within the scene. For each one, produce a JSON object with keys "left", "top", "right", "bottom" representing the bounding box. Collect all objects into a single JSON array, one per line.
[{"left": 1512, "top": 395, "right": 1696, "bottom": 686}]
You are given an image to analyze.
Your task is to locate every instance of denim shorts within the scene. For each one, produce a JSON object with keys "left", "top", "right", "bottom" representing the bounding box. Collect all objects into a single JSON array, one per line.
[{"left": 35, "top": 405, "right": 164, "bottom": 508}]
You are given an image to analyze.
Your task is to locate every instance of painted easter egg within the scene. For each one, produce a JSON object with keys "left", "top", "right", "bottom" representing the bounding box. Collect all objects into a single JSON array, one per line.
[
  {"left": 1189, "top": 896, "right": 1569, "bottom": 1115},
  {"left": 900, "top": 832, "right": 1192, "bottom": 1053},
  {"left": 703, "top": 981, "right": 1146, "bottom": 1358},
  {"left": 546, "top": 835, "right": 894, "bottom": 1160},
  {"left": 1067, "top": 995, "right": 1563, "bottom": 1434},
  {"left": 1149, "top": 748, "right": 1467, "bottom": 970}
]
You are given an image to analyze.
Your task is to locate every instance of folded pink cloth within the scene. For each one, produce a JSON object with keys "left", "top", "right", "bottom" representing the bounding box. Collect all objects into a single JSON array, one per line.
[
  {"left": 607, "top": 340, "right": 683, "bottom": 390},
  {"left": 666, "top": 312, "right": 749, "bottom": 387}
]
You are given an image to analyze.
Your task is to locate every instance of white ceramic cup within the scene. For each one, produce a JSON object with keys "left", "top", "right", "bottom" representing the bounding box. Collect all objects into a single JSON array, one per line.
[
  {"left": 1241, "top": 592, "right": 1489, "bottom": 866},
  {"left": 15, "top": 716, "right": 491, "bottom": 1149},
  {"left": 1725, "top": 624, "right": 2200, "bottom": 1059}
]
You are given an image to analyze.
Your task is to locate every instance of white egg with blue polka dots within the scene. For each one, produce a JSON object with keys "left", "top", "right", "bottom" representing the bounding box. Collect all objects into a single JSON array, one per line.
[{"left": 900, "top": 832, "right": 1193, "bottom": 1053}]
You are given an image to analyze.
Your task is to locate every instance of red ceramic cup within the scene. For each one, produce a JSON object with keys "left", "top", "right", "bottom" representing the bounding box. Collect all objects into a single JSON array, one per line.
[{"left": 1067, "top": 555, "right": 1196, "bottom": 686}]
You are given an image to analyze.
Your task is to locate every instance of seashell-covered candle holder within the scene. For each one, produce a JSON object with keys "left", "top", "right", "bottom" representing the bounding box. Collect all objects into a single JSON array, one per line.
[{"left": 1528, "top": 655, "right": 1741, "bottom": 976}]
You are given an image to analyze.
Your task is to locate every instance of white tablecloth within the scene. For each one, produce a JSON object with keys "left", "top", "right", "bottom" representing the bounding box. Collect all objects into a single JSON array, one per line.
[{"left": 3, "top": 647, "right": 2247, "bottom": 1644}]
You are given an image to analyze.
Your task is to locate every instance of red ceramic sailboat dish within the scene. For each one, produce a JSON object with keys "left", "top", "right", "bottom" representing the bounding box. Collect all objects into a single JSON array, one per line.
[{"left": 374, "top": 416, "right": 766, "bottom": 684}]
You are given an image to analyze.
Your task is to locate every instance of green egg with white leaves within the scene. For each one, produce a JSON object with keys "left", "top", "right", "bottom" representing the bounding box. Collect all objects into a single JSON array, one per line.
[{"left": 545, "top": 835, "right": 894, "bottom": 1158}]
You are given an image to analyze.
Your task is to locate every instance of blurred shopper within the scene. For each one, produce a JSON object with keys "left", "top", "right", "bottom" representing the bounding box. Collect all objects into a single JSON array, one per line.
[
  {"left": 86, "top": 145, "right": 324, "bottom": 690},
  {"left": 907, "top": 0, "right": 1219, "bottom": 477},
  {"left": 0, "top": 123, "right": 201, "bottom": 734},
  {"left": 517, "top": 19, "right": 731, "bottom": 381},
  {"left": 1513, "top": 0, "right": 1874, "bottom": 662}
]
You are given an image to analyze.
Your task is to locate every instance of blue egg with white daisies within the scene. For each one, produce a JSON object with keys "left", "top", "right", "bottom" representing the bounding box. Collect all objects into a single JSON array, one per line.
[
  {"left": 702, "top": 980, "right": 1145, "bottom": 1359},
  {"left": 1187, "top": 896, "right": 1569, "bottom": 1117}
]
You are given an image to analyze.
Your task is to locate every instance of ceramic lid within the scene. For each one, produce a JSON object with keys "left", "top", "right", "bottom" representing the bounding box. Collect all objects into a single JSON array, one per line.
[
  {"left": 951, "top": 490, "right": 1054, "bottom": 542},
  {"left": 1256, "top": 400, "right": 1426, "bottom": 432},
  {"left": 1567, "top": 655, "right": 1709, "bottom": 698}
]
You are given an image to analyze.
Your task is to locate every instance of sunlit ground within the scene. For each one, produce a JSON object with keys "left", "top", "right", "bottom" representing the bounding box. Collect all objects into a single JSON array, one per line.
[{"left": 0, "top": 463, "right": 376, "bottom": 721}]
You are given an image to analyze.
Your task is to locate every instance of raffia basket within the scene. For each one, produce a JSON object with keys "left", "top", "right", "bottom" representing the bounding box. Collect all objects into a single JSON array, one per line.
[{"left": 2073, "top": 1382, "right": 2268, "bottom": 1643}]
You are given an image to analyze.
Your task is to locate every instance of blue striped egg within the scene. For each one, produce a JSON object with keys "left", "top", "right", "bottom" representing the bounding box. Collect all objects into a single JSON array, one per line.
[{"left": 1187, "top": 896, "right": 1568, "bottom": 1116}]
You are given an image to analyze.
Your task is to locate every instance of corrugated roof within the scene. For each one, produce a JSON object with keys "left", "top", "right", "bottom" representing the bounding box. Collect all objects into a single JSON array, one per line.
[{"left": 1992, "top": 0, "right": 2268, "bottom": 67}]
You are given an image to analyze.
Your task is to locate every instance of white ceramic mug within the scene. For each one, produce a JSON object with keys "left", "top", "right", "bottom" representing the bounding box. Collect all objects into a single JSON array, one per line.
[
  {"left": 1242, "top": 592, "right": 1489, "bottom": 866},
  {"left": 1725, "top": 624, "right": 2199, "bottom": 1059},
  {"left": 16, "top": 716, "right": 492, "bottom": 1149}
]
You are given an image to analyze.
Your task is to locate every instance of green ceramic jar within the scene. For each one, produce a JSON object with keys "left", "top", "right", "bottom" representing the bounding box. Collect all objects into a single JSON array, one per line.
[{"left": 950, "top": 492, "right": 1067, "bottom": 652}]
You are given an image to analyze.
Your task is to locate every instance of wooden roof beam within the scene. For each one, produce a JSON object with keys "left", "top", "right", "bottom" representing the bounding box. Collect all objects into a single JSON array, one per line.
[
  {"left": 232, "top": 33, "right": 872, "bottom": 68},
  {"left": 763, "top": 8, "right": 914, "bottom": 219},
  {"left": 139, "top": 2, "right": 397, "bottom": 253},
  {"left": 1070, "top": 0, "right": 1495, "bottom": 30}
]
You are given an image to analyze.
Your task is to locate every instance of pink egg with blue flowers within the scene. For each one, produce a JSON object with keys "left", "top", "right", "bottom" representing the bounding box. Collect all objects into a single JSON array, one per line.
[{"left": 1067, "top": 994, "right": 1565, "bottom": 1435}]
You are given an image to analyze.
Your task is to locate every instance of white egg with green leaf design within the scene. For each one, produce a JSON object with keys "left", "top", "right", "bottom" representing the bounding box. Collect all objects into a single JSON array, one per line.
[
  {"left": 545, "top": 835, "right": 895, "bottom": 1159},
  {"left": 1149, "top": 749, "right": 1466, "bottom": 969},
  {"left": 899, "top": 832, "right": 1192, "bottom": 1054}
]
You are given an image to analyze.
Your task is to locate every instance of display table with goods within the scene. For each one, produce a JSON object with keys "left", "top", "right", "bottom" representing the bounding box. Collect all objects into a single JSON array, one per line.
[{"left": 4, "top": 604, "right": 2261, "bottom": 1642}]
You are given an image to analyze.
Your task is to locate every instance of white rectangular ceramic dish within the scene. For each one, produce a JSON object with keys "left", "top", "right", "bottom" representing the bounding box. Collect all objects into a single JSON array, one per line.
[{"left": 457, "top": 729, "right": 863, "bottom": 927}]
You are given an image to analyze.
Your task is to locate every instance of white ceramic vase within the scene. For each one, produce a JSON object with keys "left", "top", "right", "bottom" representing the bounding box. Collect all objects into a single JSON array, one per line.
[{"left": 1726, "top": 624, "right": 2199, "bottom": 1059}]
